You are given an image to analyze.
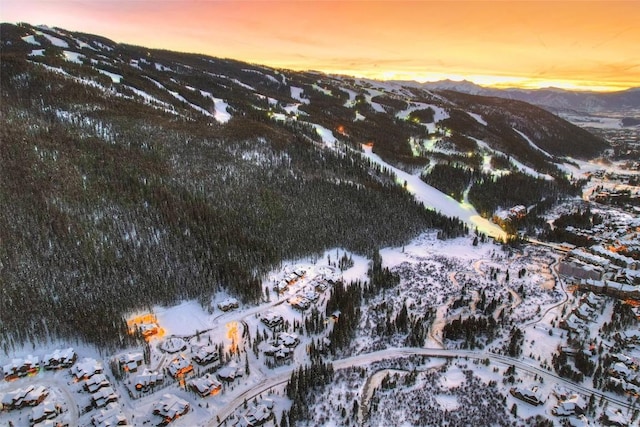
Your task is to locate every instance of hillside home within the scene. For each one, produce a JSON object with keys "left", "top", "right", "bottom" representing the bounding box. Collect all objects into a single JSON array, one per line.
[
  {"left": 85, "top": 373, "right": 110, "bottom": 393},
  {"left": 153, "top": 394, "right": 190, "bottom": 425},
  {"left": 133, "top": 369, "right": 164, "bottom": 391},
  {"left": 118, "top": 352, "right": 144, "bottom": 373},
  {"left": 91, "top": 402, "right": 128, "bottom": 427},
  {"left": 192, "top": 345, "right": 220, "bottom": 365},
  {"left": 217, "top": 298, "right": 239, "bottom": 311},
  {"left": 30, "top": 401, "right": 62, "bottom": 424},
  {"left": 260, "top": 311, "right": 283, "bottom": 329},
  {"left": 92, "top": 386, "right": 118, "bottom": 408},
  {"left": 189, "top": 373, "right": 222, "bottom": 397},
  {"left": 71, "top": 358, "right": 103, "bottom": 380},
  {"left": 510, "top": 386, "right": 544, "bottom": 406},
  {"left": 3, "top": 355, "right": 39, "bottom": 380},
  {"left": 167, "top": 355, "right": 193, "bottom": 378},
  {"left": 43, "top": 348, "right": 76, "bottom": 370}
]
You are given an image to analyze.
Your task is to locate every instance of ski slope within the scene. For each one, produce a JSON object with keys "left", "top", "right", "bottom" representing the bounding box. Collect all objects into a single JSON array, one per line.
[{"left": 362, "top": 145, "right": 506, "bottom": 239}]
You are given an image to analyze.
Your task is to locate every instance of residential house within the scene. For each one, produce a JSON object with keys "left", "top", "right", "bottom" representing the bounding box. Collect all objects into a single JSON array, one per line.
[
  {"left": 167, "top": 355, "right": 193, "bottom": 378},
  {"left": 217, "top": 365, "right": 243, "bottom": 382},
  {"left": 91, "top": 402, "right": 128, "bottom": 427},
  {"left": 43, "top": 348, "right": 76, "bottom": 370},
  {"left": 552, "top": 396, "right": 586, "bottom": 417},
  {"left": 189, "top": 373, "right": 222, "bottom": 397},
  {"left": 153, "top": 394, "right": 189, "bottom": 425},
  {"left": 71, "top": 358, "right": 103, "bottom": 380},
  {"left": 85, "top": 373, "right": 110, "bottom": 393},
  {"left": 260, "top": 311, "right": 283, "bottom": 329},
  {"left": 118, "top": 353, "right": 144, "bottom": 373},
  {"left": 3, "top": 355, "right": 39, "bottom": 380},
  {"left": 133, "top": 369, "right": 164, "bottom": 391},
  {"left": 235, "top": 399, "right": 274, "bottom": 427},
  {"left": 92, "top": 386, "right": 118, "bottom": 408},
  {"left": 192, "top": 345, "right": 220, "bottom": 366},
  {"left": 217, "top": 298, "right": 239, "bottom": 312},
  {"left": 510, "top": 386, "right": 544, "bottom": 406},
  {"left": 30, "top": 401, "right": 62, "bottom": 424}
]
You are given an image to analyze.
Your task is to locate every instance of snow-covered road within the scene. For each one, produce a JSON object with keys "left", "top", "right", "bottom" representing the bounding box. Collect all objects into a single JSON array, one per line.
[{"left": 211, "top": 346, "right": 634, "bottom": 426}]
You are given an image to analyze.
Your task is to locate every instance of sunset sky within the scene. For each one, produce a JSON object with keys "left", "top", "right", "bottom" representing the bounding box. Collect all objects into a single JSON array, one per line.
[{"left": 3, "top": 1, "right": 639, "bottom": 91}]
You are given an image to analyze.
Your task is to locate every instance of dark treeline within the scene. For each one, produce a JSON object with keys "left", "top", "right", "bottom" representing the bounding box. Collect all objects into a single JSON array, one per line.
[
  {"left": 468, "top": 172, "right": 568, "bottom": 219},
  {"left": 0, "top": 50, "right": 470, "bottom": 352},
  {"left": 538, "top": 208, "right": 602, "bottom": 246},
  {"left": 421, "top": 163, "right": 475, "bottom": 202},
  {"left": 284, "top": 360, "right": 335, "bottom": 426},
  {"left": 325, "top": 281, "right": 362, "bottom": 354}
]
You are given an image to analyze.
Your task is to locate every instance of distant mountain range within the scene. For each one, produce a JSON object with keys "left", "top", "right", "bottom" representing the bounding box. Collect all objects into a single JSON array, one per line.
[{"left": 405, "top": 79, "right": 640, "bottom": 114}]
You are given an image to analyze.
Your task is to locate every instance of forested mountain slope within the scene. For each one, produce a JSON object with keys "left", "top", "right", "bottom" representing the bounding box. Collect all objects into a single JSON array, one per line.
[{"left": 0, "top": 23, "right": 606, "bottom": 351}]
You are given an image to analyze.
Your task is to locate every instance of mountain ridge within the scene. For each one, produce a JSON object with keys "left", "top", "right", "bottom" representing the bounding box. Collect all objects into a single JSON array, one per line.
[{"left": 409, "top": 79, "right": 640, "bottom": 113}]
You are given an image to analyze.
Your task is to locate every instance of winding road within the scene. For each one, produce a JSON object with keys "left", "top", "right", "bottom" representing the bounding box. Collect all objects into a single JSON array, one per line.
[{"left": 210, "top": 346, "right": 636, "bottom": 426}]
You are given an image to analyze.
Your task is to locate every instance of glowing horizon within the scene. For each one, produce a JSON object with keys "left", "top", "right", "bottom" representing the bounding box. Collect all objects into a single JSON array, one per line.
[{"left": 3, "top": 1, "right": 639, "bottom": 93}]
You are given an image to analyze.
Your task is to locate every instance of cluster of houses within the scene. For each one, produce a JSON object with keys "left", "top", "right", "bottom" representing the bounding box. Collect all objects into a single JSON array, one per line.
[
  {"left": 559, "top": 241, "right": 640, "bottom": 301},
  {"left": 233, "top": 398, "right": 274, "bottom": 427},
  {"left": 1, "top": 384, "right": 49, "bottom": 410},
  {"left": 559, "top": 292, "right": 604, "bottom": 338},
  {"left": 3, "top": 349, "right": 77, "bottom": 381},
  {"left": 116, "top": 351, "right": 165, "bottom": 393},
  {"left": 263, "top": 332, "right": 300, "bottom": 361},
  {"left": 3, "top": 354, "right": 41, "bottom": 381},
  {"left": 0, "top": 384, "right": 69, "bottom": 427},
  {"left": 273, "top": 268, "right": 306, "bottom": 293},
  {"left": 153, "top": 393, "right": 190, "bottom": 426},
  {"left": 71, "top": 358, "right": 118, "bottom": 409},
  {"left": 592, "top": 187, "right": 640, "bottom": 212},
  {"left": 607, "top": 352, "right": 640, "bottom": 397}
]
